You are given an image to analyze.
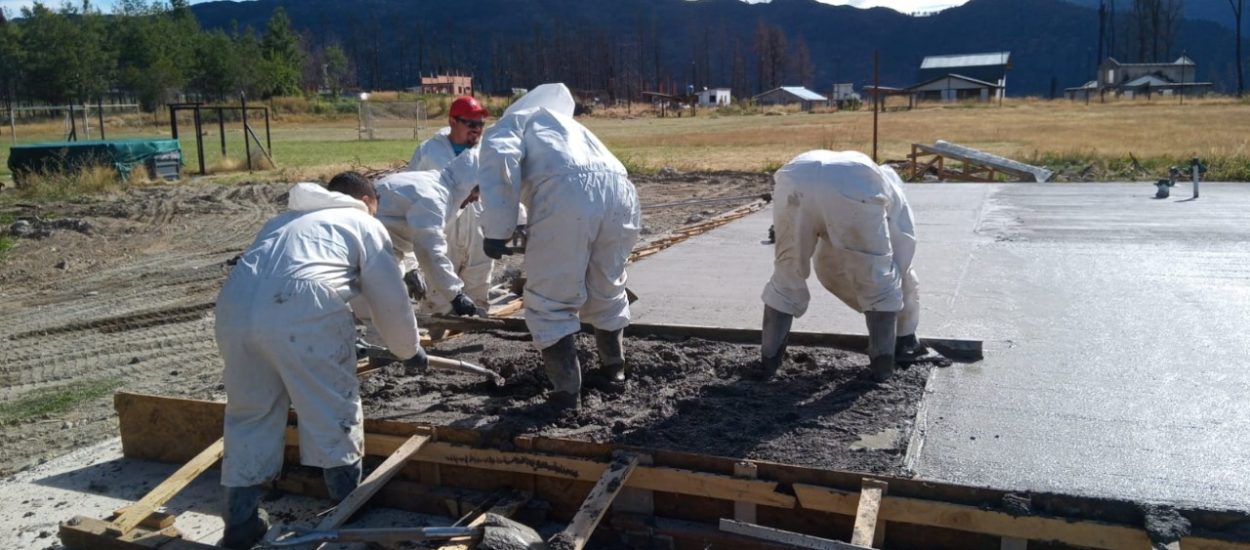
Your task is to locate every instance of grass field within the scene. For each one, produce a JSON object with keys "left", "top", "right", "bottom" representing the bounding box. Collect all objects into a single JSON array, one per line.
[{"left": 3, "top": 96, "right": 1250, "bottom": 188}]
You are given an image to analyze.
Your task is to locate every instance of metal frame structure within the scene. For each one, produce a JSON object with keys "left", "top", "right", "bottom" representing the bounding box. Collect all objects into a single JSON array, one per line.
[{"left": 168, "top": 94, "right": 272, "bottom": 176}]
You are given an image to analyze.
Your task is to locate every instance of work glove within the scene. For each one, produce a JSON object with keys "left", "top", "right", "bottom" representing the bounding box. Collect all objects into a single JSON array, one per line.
[
  {"left": 483, "top": 238, "right": 513, "bottom": 260},
  {"left": 403, "top": 346, "right": 429, "bottom": 376},
  {"left": 403, "top": 269, "right": 426, "bottom": 301},
  {"left": 450, "top": 293, "right": 479, "bottom": 317}
]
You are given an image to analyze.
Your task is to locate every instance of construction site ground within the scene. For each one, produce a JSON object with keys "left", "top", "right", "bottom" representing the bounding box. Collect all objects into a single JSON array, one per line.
[
  {"left": 2, "top": 176, "right": 1249, "bottom": 547},
  {"left": 626, "top": 181, "right": 1250, "bottom": 512}
]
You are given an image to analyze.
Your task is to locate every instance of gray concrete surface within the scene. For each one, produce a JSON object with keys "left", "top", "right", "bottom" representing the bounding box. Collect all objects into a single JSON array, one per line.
[
  {"left": 0, "top": 438, "right": 450, "bottom": 549},
  {"left": 628, "top": 182, "right": 1250, "bottom": 511}
]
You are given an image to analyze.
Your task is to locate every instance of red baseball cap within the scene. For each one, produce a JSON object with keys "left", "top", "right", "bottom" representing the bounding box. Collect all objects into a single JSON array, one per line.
[{"left": 449, "top": 96, "right": 488, "bottom": 119}]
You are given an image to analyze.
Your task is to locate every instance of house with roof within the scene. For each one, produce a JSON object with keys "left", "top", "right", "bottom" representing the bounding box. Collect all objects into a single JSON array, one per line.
[
  {"left": 907, "top": 52, "right": 1011, "bottom": 102},
  {"left": 1066, "top": 56, "right": 1213, "bottom": 99},
  {"left": 697, "top": 88, "right": 732, "bottom": 107},
  {"left": 753, "top": 86, "right": 828, "bottom": 111}
]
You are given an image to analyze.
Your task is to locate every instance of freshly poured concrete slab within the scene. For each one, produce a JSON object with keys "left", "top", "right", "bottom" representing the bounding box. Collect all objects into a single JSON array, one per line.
[{"left": 628, "top": 182, "right": 1250, "bottom": 511}]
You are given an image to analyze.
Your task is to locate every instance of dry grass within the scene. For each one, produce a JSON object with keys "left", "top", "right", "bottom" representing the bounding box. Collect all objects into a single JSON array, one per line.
[
  {"left": 583, "top": 96, "right": 1250, "bottom": 178},
  {"left": 14, "top": 165, "right": 124, "bottom": 201}
]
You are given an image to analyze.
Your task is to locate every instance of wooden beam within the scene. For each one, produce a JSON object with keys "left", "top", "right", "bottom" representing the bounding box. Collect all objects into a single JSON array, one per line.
[
  {"left": 850, "top": 478, "right": 888, "bottom": 548},
  {"left": 719, "top": 519, "right": 866, "bottom": 550},
  {"left": 795, "top": 483, "right": 1153, "bottom": 549},
  {"left": 60, "top": 516, "right": 216, "bottom": 550},
  {"left": 284, "top": 427, "right": 796, "bottom": 508},
  {"left": 108, "top": 509, "right": 176, "bottom": 531},
  {"left": 110, "top": 438, "right": 224, "bottom": 534},
  {"left": 315, "top": 434, "right": 430, "bottom": 530},
  {"left": 552, "top": 453, "right": 640, "bottom": 550}
]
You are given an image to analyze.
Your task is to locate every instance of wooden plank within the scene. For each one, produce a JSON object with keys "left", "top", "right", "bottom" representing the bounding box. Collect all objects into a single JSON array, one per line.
[
  {"left": 60, "top": 516, "right": 216, "bottom": 550},
  {"left": 284, "top": 427, "right": 796, "bottom": 508},
  {"left": 553, "top": 453, "right": 640, "bottom": 550},
  {"left": 794, "top": 483, "right": 1152, "bottom": 549},
  {"left": 733, "top": 461, "right": 758, "bottom": 523},
  {"left": 850, "top": 478, "right": 887, "bottom": 547},
  {"left": 719, "top": 519, "right": 866, "bottom": 550},
  {"left": 315, "top": 434, "right": 430, "bottom": 530},
  {"left": 110, "top": 438, "right": 224, "bottom": 534},
  {"left": 108, "top": 509, "right": 176, "bottom": 531}
]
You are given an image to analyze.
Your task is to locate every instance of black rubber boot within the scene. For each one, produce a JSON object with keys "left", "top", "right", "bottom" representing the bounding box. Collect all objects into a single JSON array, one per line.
[
  {"left": 221, "top": 486, "right": 269, "bottom": 550},
  {"left": 759, "top": 305, "right": 794, "bottom": 378},
  {"left": 865, "top": 311, "right": 898, "bottom": 382},
  {"left": 541, "top": 334, "right": 581, "bottom": 410},
  {"left": 590, "top": 328, "right": 627, "bottom": 393},
  {"left": 895, "top": 333, "right": 922, "bottom": 364},
  {"left": 323, "top": 460, "right": 362, "bottom": 502}
]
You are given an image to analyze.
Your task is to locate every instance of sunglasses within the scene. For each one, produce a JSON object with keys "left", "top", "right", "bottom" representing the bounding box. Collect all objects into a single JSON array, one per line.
[{"left": 455, "top": 117, "right": 485, "bottom": 130}]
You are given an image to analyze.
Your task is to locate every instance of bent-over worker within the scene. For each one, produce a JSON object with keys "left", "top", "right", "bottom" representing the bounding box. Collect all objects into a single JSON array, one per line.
[
  {"left": 214, "top": 173, "right": 427, "bottom": 549},
  {"left": 760, "top": 150, "right": 925, "bottom": 382},
  {"left": 376, "top": 154, "right": 482, "bottom": 317},
  {"left": 478, "top": 83, "right": 641, "bottom": 409},
  {"left": 407, "top": 95, "right": 497, "bottom": 308}
]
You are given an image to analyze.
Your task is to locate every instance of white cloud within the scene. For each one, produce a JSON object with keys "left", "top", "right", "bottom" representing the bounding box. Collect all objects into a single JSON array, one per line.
[{"left": 743, "top": 0, "right": 969, "bottom": 13}]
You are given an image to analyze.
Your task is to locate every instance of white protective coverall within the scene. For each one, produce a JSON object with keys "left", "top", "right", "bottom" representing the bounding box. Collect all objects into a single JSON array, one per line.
[
  {"left": 761, "top": 150, "right": 920, "bottom": 336},
  {"left": 375, "top": 156, "right": 478, "bottom": 313},
  {"left": 215, "top": 183, "right": 421, "bottom": 487},
  {"left": 478, "top": 83, "right": 641, "bottom": 349},
  {"left": 407, "top": 128, "right": 495, "bottom": 305}
]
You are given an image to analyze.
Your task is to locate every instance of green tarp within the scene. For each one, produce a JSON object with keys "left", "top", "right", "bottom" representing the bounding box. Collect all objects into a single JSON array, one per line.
[{"left": 7, "top": 139, "right": 182, "bottom": 184}]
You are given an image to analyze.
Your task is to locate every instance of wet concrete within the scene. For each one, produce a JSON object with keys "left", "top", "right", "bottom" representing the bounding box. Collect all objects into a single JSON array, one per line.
[{"left": 626, "top": 182, "right": 1250, "bottom": 511}]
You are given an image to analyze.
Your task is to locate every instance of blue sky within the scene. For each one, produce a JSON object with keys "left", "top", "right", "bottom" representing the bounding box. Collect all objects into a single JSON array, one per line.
[{"left": 1, "top": 0, "right": 970, "bottom": 17}]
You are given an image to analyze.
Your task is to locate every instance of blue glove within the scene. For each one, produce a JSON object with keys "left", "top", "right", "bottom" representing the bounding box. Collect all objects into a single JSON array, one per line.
[
  {"left": 450, "top": 293, "right": 479, "bottom": 316},
  {"left": 403, "top": 346, "right": 429, "bottom": 376},
  {"left": 483, "top": 238, "right": 513, "bottom": 260}
]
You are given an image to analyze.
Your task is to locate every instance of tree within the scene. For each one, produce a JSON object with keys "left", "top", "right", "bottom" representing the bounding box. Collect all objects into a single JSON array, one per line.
[
  {"left": 261, "top": 7, "right": 305, "bottom": 96},
  {"left": 0, "top": 8, "right": 22, "bottom": 111},
  {"left": 189, "top": 30, "right": 241, "bottom": 100},
  {"left": 1128, "top": 0, "right": 1184, "bottom": 62},
  {"left": 792, "top": 37, "right": 814, "bottom": 88},
  {"left": 19, "top": 3, "right": 110, "bottom": 104},
  {"left": 1231, "top": 0, "right": 1245, "bottom": 96},
  {"left": 323, "top": 43, "right": 349, "bottom": 96}
]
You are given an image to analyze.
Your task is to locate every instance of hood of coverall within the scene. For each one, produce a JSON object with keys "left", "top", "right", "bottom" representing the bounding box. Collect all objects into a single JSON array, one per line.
[
  {"left": 502, "top": 83, "right": 576, "bottom": 119},
  {"left": 287, "top": 182, "right": 370, "bottom": 213}
]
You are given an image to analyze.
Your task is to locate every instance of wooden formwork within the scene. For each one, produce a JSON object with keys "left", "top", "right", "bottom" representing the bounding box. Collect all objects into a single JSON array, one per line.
[{"left": 60, "top": 391, "right": 1250, "bottom": 550}]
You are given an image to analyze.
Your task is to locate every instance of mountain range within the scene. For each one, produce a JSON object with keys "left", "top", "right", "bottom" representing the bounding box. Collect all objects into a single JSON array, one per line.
[{"left": 189, "top": 0, "right": 1248, "bottom": 96}]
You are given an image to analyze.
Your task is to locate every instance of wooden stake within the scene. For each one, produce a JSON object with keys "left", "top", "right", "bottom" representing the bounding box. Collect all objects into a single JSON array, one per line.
[
  {"left": 551, "top": 452, "right": 640, "bottom": 550},
  {"left": 315, "top": 434, "right": 430, "bottom": 531},
  {"left": 851, "top": 478, "right": 888, "bottom": 548},
  {"left": 110, "top": 438, "right": 224, "bottom": 534}
]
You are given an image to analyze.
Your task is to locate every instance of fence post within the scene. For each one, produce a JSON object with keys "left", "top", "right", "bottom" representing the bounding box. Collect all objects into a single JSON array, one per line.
[
  {"left": 218, "top": 108, "right": 226, "bottom": 157},
  {"left": 241, "top": 93, "right": 252, "bottom": 172},
  {"left": 194, "top": 104, "right": 206, "bottom": 176},
  {"left": 97, "top": 97, "right": 106, "bottom": 140},
  {"left": 8, "top": 105, "right": 14, "bottom": 144},
  {"left": 169, "top": 104, "right": 178, "bottom": 140}
]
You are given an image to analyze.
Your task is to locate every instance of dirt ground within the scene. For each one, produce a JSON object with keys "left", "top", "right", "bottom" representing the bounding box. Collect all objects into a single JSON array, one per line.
[
  {"left": 365, "top": 331, "right": 929, "bottom": 474},
  {"left": 0, "top": 170, "right": 772, "bottom": 476}
]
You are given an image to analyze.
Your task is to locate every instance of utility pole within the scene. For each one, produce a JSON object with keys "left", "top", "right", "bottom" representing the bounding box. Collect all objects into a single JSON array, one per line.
[{"left": 872, "top": 50, "right": 880, "bottom": 164}]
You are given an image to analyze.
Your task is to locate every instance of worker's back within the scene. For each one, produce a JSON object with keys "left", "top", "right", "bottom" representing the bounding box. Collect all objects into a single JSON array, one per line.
[{"left": 225, "top": 183, "right": 387, "bottom": 304}]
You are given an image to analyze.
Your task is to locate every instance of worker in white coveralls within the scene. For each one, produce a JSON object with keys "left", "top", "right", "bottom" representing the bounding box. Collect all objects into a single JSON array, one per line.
[
  {"left": 761, "top": 150, "right": 933, "bottom": 382},
  {"left": 213, "top": 172, "right": 427, "bottom": 549},
  {"left": 406, "top": 95, "right": 498, "bottom": 308},
  {"left": 478, "top": 83, "right": 641, "bottom": 410},
  {"left": 374, "top": 154, "right": 483, "bottom": 317}
]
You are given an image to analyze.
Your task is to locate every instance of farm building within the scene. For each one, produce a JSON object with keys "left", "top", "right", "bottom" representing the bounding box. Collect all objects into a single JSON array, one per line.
[
  {"left": 909, "top": 52, "right": 1011, "bottom": 102},
  {"left": 754, "top": 86, "right": 827, "bottom": 111},
  {"left": 1067, "top": 56, "right": 1213, "bottom": 99},
  {"left": 696, "top": 88, "right": 732, "bottom": 107},
  {"left": 420, "top": 74, "right": 473, "bottom": 95}
]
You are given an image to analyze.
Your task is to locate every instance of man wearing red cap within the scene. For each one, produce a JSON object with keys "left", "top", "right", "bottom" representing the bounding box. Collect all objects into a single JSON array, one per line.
[{"left": 406, "top": 96, "right": 495, "bottom": 313}]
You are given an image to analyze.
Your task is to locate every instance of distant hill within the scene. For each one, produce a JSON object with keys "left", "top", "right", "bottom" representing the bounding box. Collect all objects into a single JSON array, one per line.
[
  {"left": 1059, "top": 0, "right": 1246, "bottom": 32},
  {"left": 189, "top": 0, "right": 1248, "bottom": 96}
]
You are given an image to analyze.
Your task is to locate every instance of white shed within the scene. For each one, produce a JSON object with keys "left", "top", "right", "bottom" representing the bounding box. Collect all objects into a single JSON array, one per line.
[
  {"left": 908, "top": 74, "right": 1002, "bottom": 102},
  {"left": 753, "top": 86, "right": 828, "bottom": 111},
  {"left": 697, "top": 88, "right": 732, "bottom": 107}
]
